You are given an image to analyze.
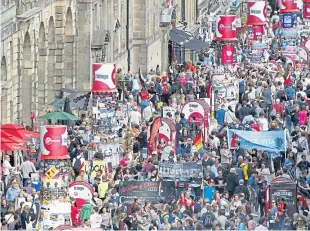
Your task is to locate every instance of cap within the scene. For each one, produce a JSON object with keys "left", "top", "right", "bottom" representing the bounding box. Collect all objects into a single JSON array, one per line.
[
  {"left": 239, "top": 179, "right": 244, "bottom": 185},
  {"left": 209, "top": 179, "right": 215, "bottom": 184}
]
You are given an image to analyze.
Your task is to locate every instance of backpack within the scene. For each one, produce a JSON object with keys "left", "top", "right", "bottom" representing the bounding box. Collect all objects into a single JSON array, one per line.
[
  {"left": 297, "top": 139, "right": 305, "bottom": 152},
  {"left": 203, "top": 212, "right": 214, "bottom": 227},
  {"left": 162, "top": 83, "right": 169, "bottom": 95},
  {"left": 73, "top": 156, "right": 82, "bottom": 174}
]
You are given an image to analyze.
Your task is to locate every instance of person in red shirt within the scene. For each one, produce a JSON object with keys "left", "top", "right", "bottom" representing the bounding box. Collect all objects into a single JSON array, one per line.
[
  {"left": 120, "top": 153, "right": 130, "bottom": 168},
  {"left": 139, "top": 87, "right": 150, "bottom": 112},
  {"left": 184, "top": 60, "right": 195, "bottom": 73},
  {"left": 271, "top": 98, "right": 284, "bottom": 117},
  {"left": 178, "top": 192, "right": 187, "bottom": 206}
]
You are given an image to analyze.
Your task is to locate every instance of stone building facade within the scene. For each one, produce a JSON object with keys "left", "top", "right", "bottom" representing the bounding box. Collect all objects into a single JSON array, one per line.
[{"left": 1, "top": 0, "right": 197, "bottom": 124}]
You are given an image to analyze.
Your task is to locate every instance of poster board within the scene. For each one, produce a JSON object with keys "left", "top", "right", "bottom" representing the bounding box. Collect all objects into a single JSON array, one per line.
[
  {"left": 119, "top": 181, "right": 177, "bottom": 204},
  {"left": 158, "top": 162, "right": 203, "bottom": 179}
]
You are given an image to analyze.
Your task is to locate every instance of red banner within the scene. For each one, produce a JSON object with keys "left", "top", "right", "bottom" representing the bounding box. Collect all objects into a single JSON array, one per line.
[
  {"left": 278, "top": 0, "right": 297, "bottom": 13},
  {"left": 215, "top": 15, "right": 237, "bottom": 41},
  {"left": 304, "top": 3, "right": 310, "bottom": 19},
  {"left": 40, "top": 125, "right": 69, "bottom": 160},
  {"left": 91, "top": 63, "right": 117, "bottom": 93},
  {"left": 248, "top": 25, "right": 264, "bottom": 40},
  {"left": 221, "top": 46, "right": 235, "bottom": 65},
  {"left": 247, "top": 1, "right": 267, "bottom": 25}
]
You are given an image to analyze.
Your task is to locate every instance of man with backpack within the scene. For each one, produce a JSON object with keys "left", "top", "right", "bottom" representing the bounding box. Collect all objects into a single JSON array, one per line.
[
  {"left": 72, "top": 152, "right": 85, "bottom": 177},
  {"left": 201, "top": 205, "right": 216, "bottom": 230},
  {"left": 161, "top": 79, "right": 171, "bottom": 105}
]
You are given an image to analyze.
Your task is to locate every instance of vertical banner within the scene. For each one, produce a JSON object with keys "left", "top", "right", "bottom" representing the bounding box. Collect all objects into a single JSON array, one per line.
[
  {"left": 247, "top": 1, "right": 267, "bottom": 25},
  {"left": 304, "top": 3, "right": 310, "bottom": 19},
  {"left": 221, "top": 45, "right": 235, "bottom": 64},
  {"left": 215, "top": 15, "right": 237, "bottom": 41}
]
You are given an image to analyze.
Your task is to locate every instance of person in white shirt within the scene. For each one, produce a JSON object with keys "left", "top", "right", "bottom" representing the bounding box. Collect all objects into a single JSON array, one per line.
[
  {"left": 3, "top": 155, "right": 13, "bottom": 188},
  {"left": 90, "top": 207, "right": 103, "bottom": 228},
  {"left": 143, "top": 103, "right": 153, "bottom": 122},
  {"left": 224, "top": 106, "right": 238, "bottom": 124},
  {"left": 256, "top": 112, "right": 269, "bottom": 131},
  {"left": 129, "top": 106, "right": 142, "bottom": 126}
]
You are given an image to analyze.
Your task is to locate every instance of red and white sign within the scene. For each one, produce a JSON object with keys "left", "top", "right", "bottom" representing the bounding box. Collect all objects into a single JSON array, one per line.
[
  {"left": 181, "top": 99, "right": 210, "bottom": 143},
  {"left": 247, "top": 1, "right": 267, "bottom": 25},
  {"left": 158, "top": 118, "right": 176, "bottom": 153},
  {"left": 221, "top": 45, "right": 235, "bottom": 65},
  {"left": 91, "top": 63, "right": 117, "bottom": 93},
  {"left": 69, "top": 181, "right": 94, "bottom": 200},
  {"left": 278, "top": 0, "right": 297, "bottom": 13},
  {"left": 40, "top": 125, "right": 69, "bottom": 160},
  {"left": 215, "top": 15, "right": 237, "bottom": 41},
  {"left": 304, "top": 3, "right": 310, "bottom": 19}
]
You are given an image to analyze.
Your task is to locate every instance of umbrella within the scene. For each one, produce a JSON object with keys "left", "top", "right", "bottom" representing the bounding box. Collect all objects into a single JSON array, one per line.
[
  {"left": 38, "top": 111, "right": 79, "bottom": 121},
  {"left": 1, "top": 125, "right": 25, "bottom": 139},
  {"left": 1, "top": 124, "right": 24, "bottom": 130},
  {"left": 1, "top": 136, "right": 18, "bottom": 143},
  {"left": 1, "top": 124, "right": 39, "bottom": 140},
  {"left": 1, "top": 130, "right": 26, "bottom": 143},
  {"left": 0, "top": 142, "right": 29, "bottom": 151},
  {"left": 63, "top": 97, "right": 73, "bottom": 115}
]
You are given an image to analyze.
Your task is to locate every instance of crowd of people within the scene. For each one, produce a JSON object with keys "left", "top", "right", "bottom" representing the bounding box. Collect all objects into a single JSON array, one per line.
[{"left": 2, "top": 5, "right": 310, "bottom": 231}]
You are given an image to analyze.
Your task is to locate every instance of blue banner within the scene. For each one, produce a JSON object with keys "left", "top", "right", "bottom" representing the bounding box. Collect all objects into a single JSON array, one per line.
[{"left": 227, "top": 129, "right": 286, "bottom": 152}]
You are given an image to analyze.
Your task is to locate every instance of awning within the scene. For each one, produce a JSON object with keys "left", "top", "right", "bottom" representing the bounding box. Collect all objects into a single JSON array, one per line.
[{"left": 169, "top": 28, "right": 209, "bottom": 52}]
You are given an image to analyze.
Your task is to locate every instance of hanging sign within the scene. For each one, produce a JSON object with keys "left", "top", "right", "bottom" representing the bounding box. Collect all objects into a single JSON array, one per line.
[
  {"left": 278, "top": 0, "right": 297, "bottom": 13},
  {"left": 215, "top": 15, "right": 237, "bottom": 41},
  {"left": 221, "top": 45, "right": 235, "bottom": 64},
  {"left": 247, "top": 1, "right": 267, "bottom": 25},
  {"left": 40, "top": 125, "right": 69, "bottom": 160},
  {"left": 91, "top": 63, "right": 117, "bottom": 93}
]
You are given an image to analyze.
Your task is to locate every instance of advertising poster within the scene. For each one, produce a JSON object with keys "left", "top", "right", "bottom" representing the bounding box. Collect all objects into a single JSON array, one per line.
[
  {"left": 40, "top": 125, "right": 69, "bottom": 160},
  {"left": 91, "top": 63, "right": 117, "bottom": 93},
  {"left": 221, "top": 45, "right": 235, "bottom": 64},
  {"left": 215, "top": 15, "right": 237, "bottom": 41},
  {"left": 247, "top": 1, "right": 267, "bottom": 25}
]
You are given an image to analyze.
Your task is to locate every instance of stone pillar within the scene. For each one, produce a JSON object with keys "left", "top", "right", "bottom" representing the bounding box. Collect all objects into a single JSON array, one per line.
[
  {"left": 75, "top": 0, "right": 92, "bottom": 92},
  {"left": 54, "top": 2, "right": 65, "bottom": 98},
  {"left": 64, "top": 35, "right": 74, "bottom": 89},
  {"left": 37, "top": 41, "right": 48, "bottom": 114},
  {"left": 47, "top": 42, "right": 56, "bottom": 104}
]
